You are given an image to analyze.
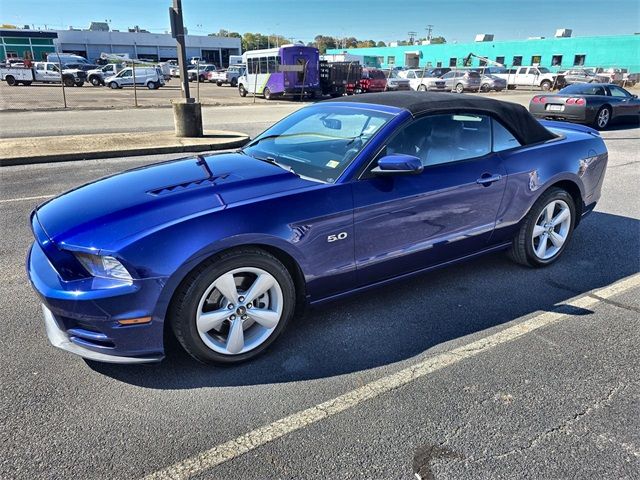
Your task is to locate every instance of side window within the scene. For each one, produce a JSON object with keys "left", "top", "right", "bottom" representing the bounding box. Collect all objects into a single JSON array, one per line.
[
  {"left": 36, "top": 64, "right": 45, "bottom": 71},
  {"left": 492, "top": 119, "right": 521, "bottom": 152},
  {"left": 383, "top": 114, "right": 492, "bottom": 168},
  {"left": 608, "top": 86, "right": 629, "bottom": 98}
]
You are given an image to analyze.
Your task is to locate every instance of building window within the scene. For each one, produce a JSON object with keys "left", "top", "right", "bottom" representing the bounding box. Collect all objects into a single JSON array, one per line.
[
  {"left": 512, "top": 56, "right": 522, "bottom": 66},
  {"left": 551, "top": 55, "right": 563, "bottom": 67},
  {"left": 387, "top": 56, "right": 395, "bottom": 65},
  {"left": 531, "top": 55, "right": 541, "bottom": 65},
  {"left": 6, "top": 51, "right": 18, "bottom": 58},
  {"left": 436, "top": 61, "right": 442, "bottom": 67},
  {"left": 449, "top": 57, "right": 457, "bottom": 67},
  {"left": 496, "top": 56, "right": 505, "bottom": 66},
  {"left": 574, "top": 54, "right": 586, "bottom": 66}
]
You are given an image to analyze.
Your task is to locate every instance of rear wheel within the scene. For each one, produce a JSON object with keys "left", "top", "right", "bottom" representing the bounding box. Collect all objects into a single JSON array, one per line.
[
  {"left": 540, "top": 80, "right": 552, "bottom": 91},
  {"left": 238, "top": 84, "right": 247, "bottom": 97},
  {"left": 509, "top": 188, "right": 575, "bottom": 267},
  {"left": 22, "top": 80, "right": 32, "bottom": 86},
  {"left": 417, "top": 84, "right": 427, "bottom": 92},
  {"left": 63, "top": 77, "right": 74, "bottom": 87},
  {"left": 216, "top": 81, "right": 223, "bottom": 86},
  {"left": 481, "top": 83, "right": 490, "bottom": 92},
  {"left": 170, "top": 248, "right": 296, "bottom": 364},
  {"left": 455, "top": 83, "right": 464, "bottom": 94},
  {"left": 6, "top": 76, "right": 17, "bottom": 86},
  {"left": 147, "top": 81, "right": 156, "bottom": 90},
  {"left": 90, "top": 76, "right": 102, "bottom": 86},
  {"left": 507, "top": 84, "right": 516, "bottom": 90},
  {"left": 74, "top": 81, "right": 84, "bottom": 87},
  {"left": 594, "top": 106, "right": 611, "bottom": 130},
  {"left": 230, "top": 78, "right": 238, "bottom": 87},
  {"left": 263, "top": 87, "right": 272, "bottom": 100}
]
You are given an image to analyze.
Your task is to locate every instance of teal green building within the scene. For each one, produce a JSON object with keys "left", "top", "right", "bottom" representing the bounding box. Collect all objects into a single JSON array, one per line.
[
  {"left": 327, "top": 34, "right": 640, "bottom": 72},
  {"left": 0, "top": 29, "right": 57, "bottom": 62}
]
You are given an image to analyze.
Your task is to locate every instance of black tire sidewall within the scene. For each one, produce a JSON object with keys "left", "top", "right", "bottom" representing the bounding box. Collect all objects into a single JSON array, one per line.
[
  {"left": 594, "top": 106, "right": 611, "bottom": 130},
  {"left": 523, "top": 189, "right": 576, "bottom": 266},
  {"left": 171, "top": 250, "right": 296, "bottom": 364}
]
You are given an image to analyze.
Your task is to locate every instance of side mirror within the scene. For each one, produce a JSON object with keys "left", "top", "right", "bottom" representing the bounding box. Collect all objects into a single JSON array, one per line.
[
  {"left": 372, "top": 154, "right": 423, "bottom": 175},
  {"left": 633, "top": 94, "right": 638, "bottom": 99}
]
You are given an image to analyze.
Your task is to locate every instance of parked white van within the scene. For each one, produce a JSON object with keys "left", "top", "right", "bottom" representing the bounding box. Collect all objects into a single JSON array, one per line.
[{"left": 104, "top": 67, "right": 165, "bottom": 89}]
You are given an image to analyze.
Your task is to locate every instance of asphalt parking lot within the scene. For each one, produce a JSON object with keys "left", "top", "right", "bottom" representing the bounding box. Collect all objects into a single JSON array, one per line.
[{"left": 0, "top": 114, "right": 639, "bottom": 478}]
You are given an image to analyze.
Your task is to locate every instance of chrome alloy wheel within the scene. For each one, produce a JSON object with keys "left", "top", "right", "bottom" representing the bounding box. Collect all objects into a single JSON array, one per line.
[
  {"left": 531, "top": 199, "right": 572, "bottom": 260},
  {"left": 195, "top": 267, "right": 284, "bottom": 355},
  {"left": 597, "top": 108, "right": 610, "bottom": 129}
]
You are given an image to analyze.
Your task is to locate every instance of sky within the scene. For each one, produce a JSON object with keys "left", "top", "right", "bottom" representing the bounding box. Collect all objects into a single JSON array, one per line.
[{"left": 2, "top": 0, "right": 638, "bottom": 44}]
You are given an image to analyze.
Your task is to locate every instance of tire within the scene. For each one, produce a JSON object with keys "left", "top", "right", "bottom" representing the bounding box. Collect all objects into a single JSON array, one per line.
[
  {"left": 6, "top": 76, "right": 16, "bottom": 86},
  {"left": 90, "top": 76, "right": 102, "bottom": 86},
  {"left": 455, "top": 83, "right": 464, "bottom": 94},
  {"left": 170, "top": 248, "right": 296, "bottom": 365},
  {"left": 507, "top": 84, "right": 516, "bottom": 90},
  {"left": 199, "top": 74, "right": 205, "bottom": 82},
  {"left": 22, "top": 81, "right": 32, "bottom": 86},
  {"left": 263, "top": 87, "right": 272, "bottom": 100},
  {"left": 109, "top": 81, "right": 119, "bottom": 89},
  {"left": 147, "top": 81, "right": 156, "bottom": 90},
  {"left": 481, "top": 83, "right": 490, "bottom": 92},
  {"left": 63, "top": 77, "right": 74, "bottom": 87},
  {"left": 593, "top": 105, "right": 611, "bottom": 130},
  {"left": 216, "top": 81, "right": 223, "bottom": 86},
  {"left": 540, "top": 80, "right": 552, "bottom": 91},
  {"left": 238, "top": 84, "right": 247, "bottom": 97},
  {"left": 230, "top": 78, "right": 238, "bottom": 87},
  {"left": 509, "top": 188, "right": 576, "bottom": 268},
  {"left": 74, "top": 81, "right": 84, "bottom": 87},
  {"left": 417, "top": 84, "right": 427, "bottom": 92}
]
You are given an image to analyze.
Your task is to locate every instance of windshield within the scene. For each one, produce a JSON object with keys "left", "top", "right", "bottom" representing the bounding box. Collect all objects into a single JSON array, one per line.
[
  {"left": 538, "top": 67, "right": 551, "bottom": 73},
  {"left": 241, "top": 105, "right": 394, "bottom": 183}
]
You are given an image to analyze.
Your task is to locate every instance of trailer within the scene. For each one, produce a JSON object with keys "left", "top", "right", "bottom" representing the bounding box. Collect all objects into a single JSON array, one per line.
[{"left": 320, "top": 60, "right": 362, "bottom": 97}]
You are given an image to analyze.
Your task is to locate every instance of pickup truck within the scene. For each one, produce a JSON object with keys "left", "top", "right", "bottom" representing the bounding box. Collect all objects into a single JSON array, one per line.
[
  {"left": 86, "top": 63, "right": 124, "bottom": 86},
  {"left": 494, "top": 66, "right": 559, "bottom": 91},
  {"left": 209, "top": 64, "right": 245, "bottom": 86},
  {"left": 0, "top": 62, "right": 86, "bottom": 87}
]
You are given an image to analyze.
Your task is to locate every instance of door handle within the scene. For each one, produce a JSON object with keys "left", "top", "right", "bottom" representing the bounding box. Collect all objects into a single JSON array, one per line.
[{"left": 476, "top": 173, "right": 502, "bottom": 186}]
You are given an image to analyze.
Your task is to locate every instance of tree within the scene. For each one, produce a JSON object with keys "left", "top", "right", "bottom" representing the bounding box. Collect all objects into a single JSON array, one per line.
[
  {"left": 430, "top": 36, "right": 446, "bottom": 44},
  {"left": 313, "top": 35, "right": 337, "bottom": 54},
  {"left": 376, "top": 41, "right": 386, "bottom": 47}
]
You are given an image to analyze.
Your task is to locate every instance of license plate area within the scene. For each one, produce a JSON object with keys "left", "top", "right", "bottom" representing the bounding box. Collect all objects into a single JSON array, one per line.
[{"left": 546, "top": 104, "right": 565, "bottom": 112}]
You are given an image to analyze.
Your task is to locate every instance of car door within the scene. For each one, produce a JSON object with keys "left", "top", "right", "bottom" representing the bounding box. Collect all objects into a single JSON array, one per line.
[
  {"left": 441, "top": 71, "right": 456, "bottom": 89},
  {"left": 119, "top": 69, "right": 133, "bottom": 86},
  {"left": 46, "top": 63, "right": 60, "bottom": 82},
  {"left": 606, "top": 85, "right": 640, "bottom": 120},
  {"left": 352, "top": 113, "right": 507, "bottom": 285}
]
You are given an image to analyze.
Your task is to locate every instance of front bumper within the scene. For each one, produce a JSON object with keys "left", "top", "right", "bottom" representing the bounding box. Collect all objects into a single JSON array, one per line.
[
  {"left": 42, "top": 304, "right": 162, "bottom": 364},
  {"left": 28, "top": 242, "right": 166, "bottom": 363}
]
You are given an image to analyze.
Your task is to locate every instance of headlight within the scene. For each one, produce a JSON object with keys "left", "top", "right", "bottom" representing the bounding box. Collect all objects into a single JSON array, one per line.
[{"left": 75, "top": 253, "right": 133, "bottom": 281}]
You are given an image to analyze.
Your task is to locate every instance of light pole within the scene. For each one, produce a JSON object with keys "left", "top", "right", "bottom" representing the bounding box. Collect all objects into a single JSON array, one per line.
[{"left": 169, "top": 0, "right": 203, "bottom": 137}]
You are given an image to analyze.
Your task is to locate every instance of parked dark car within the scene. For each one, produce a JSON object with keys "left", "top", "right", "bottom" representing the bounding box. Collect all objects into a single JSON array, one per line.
[{"left": 529, "top": 83, "right": 640, "bottom": 129}]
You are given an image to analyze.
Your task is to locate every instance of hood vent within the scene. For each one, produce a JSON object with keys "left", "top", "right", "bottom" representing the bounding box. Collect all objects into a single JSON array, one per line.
[{"left": 147, "top": 175, "right": 230, "bottom": 196}]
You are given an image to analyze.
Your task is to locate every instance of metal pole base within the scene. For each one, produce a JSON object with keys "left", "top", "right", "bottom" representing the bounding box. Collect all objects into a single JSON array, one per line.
[{"left": 172, "top": 98, "right": 203, "bottom": 137}]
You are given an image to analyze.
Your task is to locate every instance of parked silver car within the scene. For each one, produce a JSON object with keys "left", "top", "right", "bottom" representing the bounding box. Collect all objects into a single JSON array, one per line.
[
  {"left": 440, "top": 70, "right": 482, "bottom": 93},
  {"left": 381, "top": 69, "right": 411, "bottom": 91},
  {"left": 479, "top": 73, "right": 507, "bottom": 92}
]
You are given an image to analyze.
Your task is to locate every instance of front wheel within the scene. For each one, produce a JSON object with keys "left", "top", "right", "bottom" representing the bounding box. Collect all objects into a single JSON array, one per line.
[
  {"left": 417, "top": 84, "right": 427, "bottom": 92},
  {"left": 63, "top": 77, "right": 74, "bottom": 87},
  {"left": 170, "top": 248, "right": 296, "bottom": 364},
  {"left": 230, "top": 78, "right": 238, "bottom": 87},
  {"left": 74, "top": 81, "right": 84, "bottom": 87},
  {"left": 481, "top": 83, "right": 490, "bottom": 92},
  {"left": 238, "top": 84, "right": 247, "bottom": 97},
  {"left": 147, "top": 81, "right": 156, "bottom": 90},
  {"left": 594, "top": 106, "right": 611, "bottom": 130},
  {"left": 90, "top": 76, "right": 102, "bottom": 86},
  {"left": 509, "top": 188, "right": 575, "bottom": 267},
  {"left": 216, "top": 81, "right": 223, "bottom": 86},
  {"left": 109, "top": 81, "right": 119, "bottom": 89}
]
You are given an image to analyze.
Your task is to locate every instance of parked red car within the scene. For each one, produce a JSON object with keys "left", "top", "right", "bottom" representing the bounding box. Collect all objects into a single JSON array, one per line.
[{"left": 356, "top": 68, "right": 387, "bottom": 93}]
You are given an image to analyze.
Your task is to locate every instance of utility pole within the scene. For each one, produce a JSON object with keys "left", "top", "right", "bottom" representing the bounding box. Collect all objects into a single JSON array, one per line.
[
  {"left": 426, "top": 25, "right": 434, "bottom": 42},
  {"left": 407, "top": 31, "right": 417, "bottom": 45},
  {"left": 169, "top": 0, "right": 203, "bottom": 137}
]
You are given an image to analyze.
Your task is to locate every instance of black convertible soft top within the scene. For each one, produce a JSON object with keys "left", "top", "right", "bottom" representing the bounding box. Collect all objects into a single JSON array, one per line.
[{"left": 326, "top": 91, "right": 556, "bottom": 145}]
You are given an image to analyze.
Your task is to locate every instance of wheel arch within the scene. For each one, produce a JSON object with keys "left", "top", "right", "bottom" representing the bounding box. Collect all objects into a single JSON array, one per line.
[
  {"left": 539, "top": 179, "right": 584, "bottom": 226},
  {"left": 154, "top": 238, "right": 308, "bottom": 338}
]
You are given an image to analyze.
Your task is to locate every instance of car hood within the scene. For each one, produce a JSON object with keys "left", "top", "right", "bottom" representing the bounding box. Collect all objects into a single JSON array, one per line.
[{"left": 35, "top": 152, "right": 315, "bottom": 251}]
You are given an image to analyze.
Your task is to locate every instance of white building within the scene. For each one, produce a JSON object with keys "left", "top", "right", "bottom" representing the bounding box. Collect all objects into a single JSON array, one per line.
[{"left": 54, "top": 29, "right": 241, "bottom": 66}]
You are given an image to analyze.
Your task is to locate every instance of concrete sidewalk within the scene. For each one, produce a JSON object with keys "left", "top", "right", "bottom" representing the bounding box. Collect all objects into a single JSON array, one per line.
[{"left": 0, "top": 130, "right": 250, "bottom": 167}]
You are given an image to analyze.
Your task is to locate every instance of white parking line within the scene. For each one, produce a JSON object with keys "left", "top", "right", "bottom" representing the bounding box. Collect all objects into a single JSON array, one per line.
[
  {"left": 142, "top": 273, "right": 640, "bottom": 480},
  {"left": 0, "top": 194, "right": 54, "bottom": 204}
]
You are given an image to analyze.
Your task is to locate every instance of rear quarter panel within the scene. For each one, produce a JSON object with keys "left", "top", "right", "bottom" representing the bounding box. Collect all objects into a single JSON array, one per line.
[{"left": 491, "top": 125, "right": 607, "bottom": 243}]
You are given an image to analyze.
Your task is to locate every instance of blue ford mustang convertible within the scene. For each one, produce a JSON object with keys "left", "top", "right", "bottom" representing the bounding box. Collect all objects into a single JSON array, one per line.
[{"left": 27, "top": 92, "right": 608, "bottom": 365}]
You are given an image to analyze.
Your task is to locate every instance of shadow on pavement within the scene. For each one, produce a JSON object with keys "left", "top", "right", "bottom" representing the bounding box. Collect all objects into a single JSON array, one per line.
[{"left": 89, "top": 211, "right": 639, "bottom": 388}]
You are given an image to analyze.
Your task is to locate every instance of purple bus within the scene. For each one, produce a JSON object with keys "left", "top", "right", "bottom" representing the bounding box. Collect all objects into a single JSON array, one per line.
[{"left": 238, "top": 45, "right": 320, "bottom": 100}]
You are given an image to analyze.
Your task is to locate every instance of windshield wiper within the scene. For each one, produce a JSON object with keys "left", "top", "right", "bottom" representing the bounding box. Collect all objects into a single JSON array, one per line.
[{"left": 252, "top": 155, "right": 296, "bottom": 175}]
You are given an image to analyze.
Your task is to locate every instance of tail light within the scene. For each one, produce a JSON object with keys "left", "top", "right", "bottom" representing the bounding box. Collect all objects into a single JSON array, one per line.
[
  {"left": 532, "top": 96, "right": 543, "bottom": 103},
  {"left": 575, "top": 98, "right": 586, "bottom": 105},
  {"left": 566, "top": 97, "right": 585, "bottom": 105}
]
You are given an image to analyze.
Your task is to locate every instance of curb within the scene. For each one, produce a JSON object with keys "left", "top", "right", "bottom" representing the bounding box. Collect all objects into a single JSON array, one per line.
[{"left": 1, "top": 134, "right": 250, "bottom": 167}]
